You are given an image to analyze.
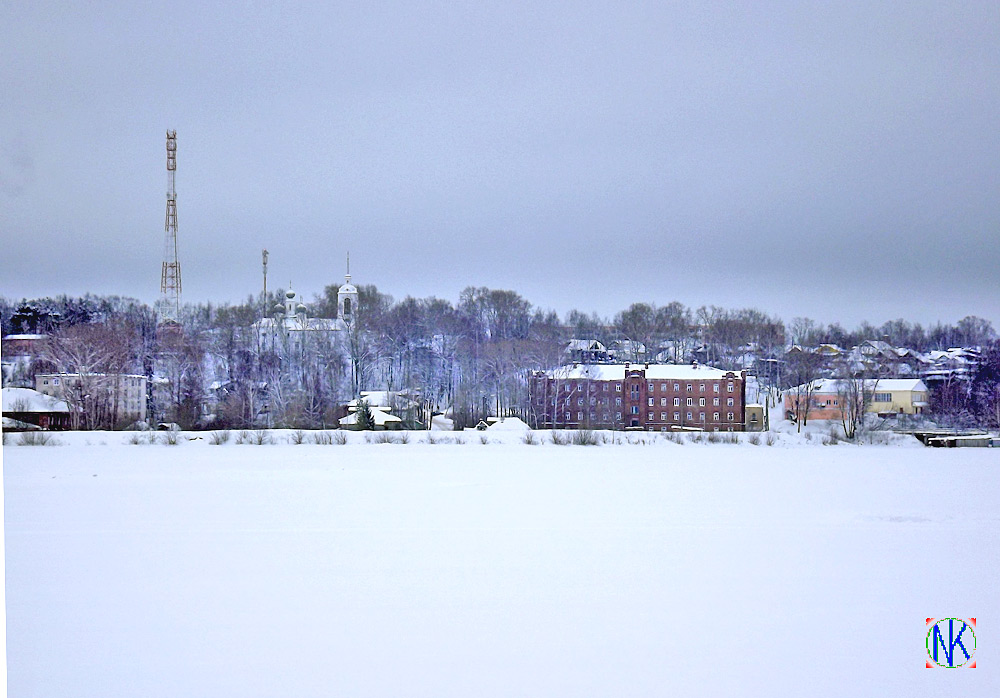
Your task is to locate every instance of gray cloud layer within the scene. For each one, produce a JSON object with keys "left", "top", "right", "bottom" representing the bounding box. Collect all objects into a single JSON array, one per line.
[{"left": 2, "top": 1, "right": 997, "bottom": 327}]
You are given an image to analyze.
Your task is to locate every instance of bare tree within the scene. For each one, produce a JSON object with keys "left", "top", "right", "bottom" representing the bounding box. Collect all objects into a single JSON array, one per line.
[
  {"left": 836, "top": 371, "right": 878, "bottom": 441},
  {"left": 785, "top": 349, "right": 824, "bottom": 432}
]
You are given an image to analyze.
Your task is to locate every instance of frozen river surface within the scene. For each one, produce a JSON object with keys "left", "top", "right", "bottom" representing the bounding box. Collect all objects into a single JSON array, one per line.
[{"left": 4, "top": 437, "right": 998, "bottom": 697}]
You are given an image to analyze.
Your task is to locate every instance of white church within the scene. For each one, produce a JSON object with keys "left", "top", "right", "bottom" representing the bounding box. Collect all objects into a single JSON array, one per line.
[{"left": 253, "top": 271, "right": 358, "bottom": 345}]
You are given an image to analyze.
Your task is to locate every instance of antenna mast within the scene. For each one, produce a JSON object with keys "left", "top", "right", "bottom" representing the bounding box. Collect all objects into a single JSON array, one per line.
[
  {"left": 262, "top": 248, "right": 269, "bottom": 302},
  {"left": 159, "top": 130, "right": 182, "bottom": 322}
]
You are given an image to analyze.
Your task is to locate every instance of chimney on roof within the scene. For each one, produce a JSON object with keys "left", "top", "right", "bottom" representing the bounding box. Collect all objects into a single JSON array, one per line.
[
  {"left": 692, "top": 359, "right": 699, "bottom": 369},
  {"left": 644, "top": 362, "right": 649, "bottom": 369},
  {"left": 625, "top": 362, "right": 630, "bottom": 369}
]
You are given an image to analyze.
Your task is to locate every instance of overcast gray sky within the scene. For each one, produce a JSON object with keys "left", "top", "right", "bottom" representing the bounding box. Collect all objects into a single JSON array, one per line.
[{"left": 2, "top": 1, "right": 998, "bottom": 328}]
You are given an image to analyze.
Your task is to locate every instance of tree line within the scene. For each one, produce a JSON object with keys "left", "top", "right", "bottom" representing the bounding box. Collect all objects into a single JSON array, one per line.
[{"left": 1, "top": 289, "right": 996, "bottom": 430}]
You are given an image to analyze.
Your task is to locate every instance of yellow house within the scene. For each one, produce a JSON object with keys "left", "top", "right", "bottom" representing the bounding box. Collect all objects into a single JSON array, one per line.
[
  {"left": 784, "top": 378, "right": 929, "bottom": 421},
  {"left": 744, "top": 403, "right": 766, "bottom": 431},
  {"left": 868, "top": 379, "right": 929, "bottom": 415}
]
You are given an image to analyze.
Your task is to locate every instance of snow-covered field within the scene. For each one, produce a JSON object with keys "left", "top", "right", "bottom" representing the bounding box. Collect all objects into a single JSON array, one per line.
[{"left": 4, "top": 431, "right": 999, "bottom": 697}]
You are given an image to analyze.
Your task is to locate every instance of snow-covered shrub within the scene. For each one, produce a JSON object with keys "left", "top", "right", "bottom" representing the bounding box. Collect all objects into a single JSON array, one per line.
[
  {"left": 825, "top": 427, "right": 842, "bottom": 445},
  {"left": 571, "top": 429, "right": 599, "bottom": 446},
  {"left": 18, "top": 432, "right": 56, "bottom": 446},
  {"left": 453, "top": 435, "right": 466, "bottom": 445},
  {"left": 521, "top": 432, "right": 537, "bottom": 445},
  {"left": 312, "top": 431, "right": 333, "bottom": 445},
  {"left": 209, "top": 430, "right": 230, "bottom": 445},
  {"left": 766, "top": 433, "right": 777, "bottom": 446},
  {"left": 479, "top": 434, "right": 489, "bottom": 445},
  {"left": 333, "top": 431, "right": 348, "bottom": 445},
  {"left": 550, "top": 431, "right": 570, "bottom": 445},
  {"left": 235, "top": 430, "right": 250, "bottom": 445},
  {"left": 425, "top": 433, "right": 438, "bottom": 445},
  {"left": 748, "top": 433, "right": 761, "bottom": 446},
  {"left": 398, "top": 432, "right": 410, "bottom": 444},
  {"left": 290, "top": 430, "right": 306, "bottom": 445},
  {"left": 370, "top": 432, "right": 398, "bottom": 444},
  {"left": 161, "top": 431, "right": 180, "bottom": 445},
  {"left": 863, "top": 431, "right": 892, "bottom": 446},
  {"left": 249, "top": 430, "right": 270, "bottom": 445},
  {"left": 707, "top": 432, "right": 722, "bottom": 444}
]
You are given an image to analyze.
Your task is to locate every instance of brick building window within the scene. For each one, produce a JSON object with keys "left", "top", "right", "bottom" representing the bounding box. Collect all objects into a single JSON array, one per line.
[
  {"left": 674, "top": 411, "right": 680, "bottom": 420},
  {"left": 673, "top": 397, "right": 680, "bottom": 406},
  {"left": 660, "top": 412, "right": 667, "bottom": 420},
  {"left": 699, "top": 398, "right": 705, "bottom": 406},
  {"left": 727, "top": 412, "right": 734, "bottom": 421},
  {"left": 714, "top": 412, "right": 720, "bottom": 420},
  {"left": 714, "top": 384, "right": 720, "bottom": 393}
]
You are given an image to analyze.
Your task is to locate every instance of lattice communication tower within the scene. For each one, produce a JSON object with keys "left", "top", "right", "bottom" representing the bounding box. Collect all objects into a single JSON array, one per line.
[{"left": 159, "top": 130, "right": 182, "bottom": 322}]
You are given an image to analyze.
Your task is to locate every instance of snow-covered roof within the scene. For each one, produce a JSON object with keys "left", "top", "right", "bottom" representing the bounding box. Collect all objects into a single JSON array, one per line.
[
  {"left": 786, "top": 379, "right": 928, "bottom": 394},
  {"left": 487, "top": 416, "right": 530, "bottom": 431},
  {"left": 2, "top": 416, "right": 41, "bottom": 430},
  {"left": 347, "top": 391, "right": 417, "bottom": 410},
  {"left": 609, "top": 340, "right": 647, "bottom": 353},
  {"left": 2, "top": 333, "right": 47, "bottom": 340},
  {"left": 254, "top": 317, "right": 344, "bottom": 332},
  {"left": 338, "top": 407, "right": 401, "bottom": 426},
  {"left": 565, "top": 339, "right": 606, "bottom": 352},
  {"left": 541, "top": 363, "right": 740, "bottom": 381},
  {"left": 2, "top": 387, "right": 70, "bottom": 413},
  {"left": 35, "top": 372, "right": 146, "bottom": 379}
]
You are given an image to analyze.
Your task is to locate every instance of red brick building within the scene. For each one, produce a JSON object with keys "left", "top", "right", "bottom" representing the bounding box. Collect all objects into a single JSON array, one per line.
[{"left": 528, "top": 363, "right": 747, "bottom": 431}]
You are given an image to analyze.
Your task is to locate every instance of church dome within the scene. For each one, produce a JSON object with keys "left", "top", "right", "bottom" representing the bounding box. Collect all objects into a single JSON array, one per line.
[{"left": 285, "top": 290, "right": 296, "bottom": 299}]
